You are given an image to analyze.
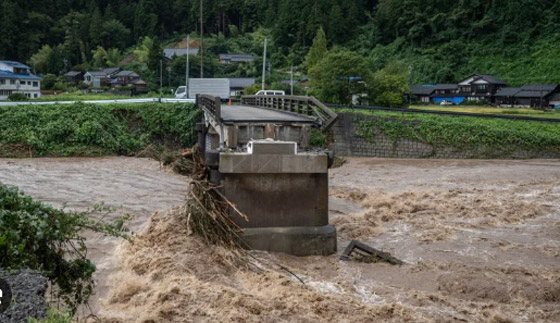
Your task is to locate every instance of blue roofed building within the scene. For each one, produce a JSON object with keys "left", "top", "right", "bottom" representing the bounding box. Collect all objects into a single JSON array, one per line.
[{"left": 0, "top": 60, "right": 42, "bottom": 99}]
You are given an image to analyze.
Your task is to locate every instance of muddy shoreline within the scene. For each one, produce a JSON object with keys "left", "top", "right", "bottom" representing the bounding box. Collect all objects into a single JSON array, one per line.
[{"left": 1, "top": 157, "right": 559, "bottom": 322}]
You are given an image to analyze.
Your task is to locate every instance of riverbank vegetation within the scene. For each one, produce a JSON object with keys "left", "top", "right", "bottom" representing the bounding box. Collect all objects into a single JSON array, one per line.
[
  {"left": 0, "top": 183, "right": 130, "bottom": 310},
  {"left": 0, "top": 102, "right": 201, "bottom": 157},
  {"left": 346, "top": 109, "right": 560, "bottom": 154}
]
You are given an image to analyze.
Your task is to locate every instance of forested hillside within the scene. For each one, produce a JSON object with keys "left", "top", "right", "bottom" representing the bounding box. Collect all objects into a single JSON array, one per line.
[{"left": 1, "top": 0, "right": 559, "bottom": 101}]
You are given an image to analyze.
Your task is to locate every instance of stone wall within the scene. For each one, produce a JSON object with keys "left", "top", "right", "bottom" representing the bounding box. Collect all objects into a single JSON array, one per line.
[{"left": 331, "top": 113, "right": 560, "bottom": 159}]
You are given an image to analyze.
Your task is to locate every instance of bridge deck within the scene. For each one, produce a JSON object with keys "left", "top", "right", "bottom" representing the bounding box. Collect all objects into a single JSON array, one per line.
[{"left": 220, "top": 105, "right": 316, "bottom": 123}]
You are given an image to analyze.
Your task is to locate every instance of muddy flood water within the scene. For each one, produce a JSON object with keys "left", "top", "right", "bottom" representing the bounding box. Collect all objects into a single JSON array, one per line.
[{"left": 1, "top": 157, "right": 559, "bottom": 322}]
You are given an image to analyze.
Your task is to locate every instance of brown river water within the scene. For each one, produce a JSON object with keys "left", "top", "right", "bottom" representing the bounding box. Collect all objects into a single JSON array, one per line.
[{"left": 1, "top": 157, "right": 559, "bottom": 322}]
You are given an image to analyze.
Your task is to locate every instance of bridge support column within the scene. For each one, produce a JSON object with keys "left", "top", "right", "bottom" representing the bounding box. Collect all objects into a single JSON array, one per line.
[{"left": 218, "top": 140, "right": 337, "bottom": 256}]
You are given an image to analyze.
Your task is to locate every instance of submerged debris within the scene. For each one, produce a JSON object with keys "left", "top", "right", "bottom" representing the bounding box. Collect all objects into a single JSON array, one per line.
[
  {"left": 340, "top": 240, "right": 404, "bottom": 265},
  {"left": 182, "top": 146, "right": 249, "bottom": 252}
]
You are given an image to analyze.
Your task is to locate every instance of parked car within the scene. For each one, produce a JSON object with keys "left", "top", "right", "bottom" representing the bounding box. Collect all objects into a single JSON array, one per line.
[
  {"left": 255, "top": 90, "right": 285, "bottom": 96},
  {"left": 440, "top": 100, "right": 453, "bottom": 106}
]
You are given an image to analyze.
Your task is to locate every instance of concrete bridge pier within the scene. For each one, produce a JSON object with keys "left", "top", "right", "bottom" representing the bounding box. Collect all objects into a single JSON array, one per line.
[
  {"left": 218, "top": 140, "right": 336, "bottom": 256},
  {"left": 196, "top": 94, "right": 338, "bottom": 256}
]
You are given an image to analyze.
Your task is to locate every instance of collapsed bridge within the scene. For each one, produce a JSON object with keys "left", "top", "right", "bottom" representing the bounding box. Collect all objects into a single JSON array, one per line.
[{"left": 196, "top": 94, "right": 338, "bottom": 256}]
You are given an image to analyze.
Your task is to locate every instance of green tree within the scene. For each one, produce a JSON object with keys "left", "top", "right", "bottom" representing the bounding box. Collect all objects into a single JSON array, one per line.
[
  {"left": 328, "top": 5, "right": 345, "bottom": 44},
  {"left": 100, "top": 20, "right": 130, "bottom": 49},
  {"left": 29, "top": 44, "right": 53, "bottom": 74},
  {"left": 105, "top": 48, "right": 122, "bottom": 67},
  {"left": 148, "top": 37, "right": 163, "bottom": 74},
  {"left": 370, "top": 62, "right": 409, "bottom": 107},
  {"left": 91, "top": 46, "right": 107, "bottom": 68},
  {"left": 309, "top": 50, "right": 372, "bottom": 104},
  {"left": 303, "top": 27, "right": 327, "bottom": 74}
]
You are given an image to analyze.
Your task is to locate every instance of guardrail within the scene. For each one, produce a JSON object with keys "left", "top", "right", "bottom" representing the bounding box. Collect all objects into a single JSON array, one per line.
[
  {"left": 241, "top": 95, "right": 338, "bottom": 130},
  {"left": 0, "top": 98, "right": 195, "bottom": 106},
  {"left": 196, "top": 94, "right": 222, "bottom": 121},
  {"left": 326, "top": 103, "right": 560, "bottom": 123}
]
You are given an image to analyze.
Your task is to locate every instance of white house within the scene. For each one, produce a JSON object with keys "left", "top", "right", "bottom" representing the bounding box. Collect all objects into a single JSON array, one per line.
[{"left": 0, "top": 60, "right": 41, "bottom": 99}]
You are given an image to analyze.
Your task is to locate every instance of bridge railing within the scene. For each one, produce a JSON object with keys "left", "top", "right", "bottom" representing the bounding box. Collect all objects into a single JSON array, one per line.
[
  {"left": 196, "top": 94, "right": 222, "bottom": 121},
  {"left": 240, "top": 95, "right": 338, "bottom": 130}
]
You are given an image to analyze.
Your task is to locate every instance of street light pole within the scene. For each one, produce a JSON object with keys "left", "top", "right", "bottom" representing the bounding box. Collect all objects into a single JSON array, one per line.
[
  {"left": 261, "top": 38, "right": 267, "bottom": 91},
  {"left": 290, "top": 65, "right": 293, "bottom": 95},
  {"left": 186, "top": 34, "right": 190, "bottom": 98},
  {"left": 200, "top": 0, "right": 204, "bottom": 78}
]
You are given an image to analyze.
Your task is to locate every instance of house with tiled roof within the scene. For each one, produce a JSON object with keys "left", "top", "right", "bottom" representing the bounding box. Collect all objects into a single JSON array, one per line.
[{"left": 0, "top": 60, "right": 41, "bottom": 99}]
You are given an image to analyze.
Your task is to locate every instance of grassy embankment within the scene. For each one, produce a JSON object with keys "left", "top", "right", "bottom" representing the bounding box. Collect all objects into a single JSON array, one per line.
[
  {"left": 0, "top": 102, "right": 201, "bottom": 158},
  {"left": 337, "top": 108, "right": 560, "bottom": 157},
  {"left": 410, "top": 105, "right": 560, "bottom": 119}
]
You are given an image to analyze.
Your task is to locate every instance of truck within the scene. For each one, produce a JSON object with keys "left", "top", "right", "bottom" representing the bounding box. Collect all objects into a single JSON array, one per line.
[{"left": 174, "top": 78, "right": 230, "bottom": 100}]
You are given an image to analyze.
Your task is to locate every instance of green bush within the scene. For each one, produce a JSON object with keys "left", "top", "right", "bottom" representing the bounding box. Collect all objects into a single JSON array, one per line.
[
  {"left": 8, "top": 93, "right": 28, "bottom": 101},
  {"left": 0, "top": 102, "right": 202, "bottom": 157},
  {"left": 28, "top": 308, "right": 73, "bottom": 323},
  {"left": 0, "top": 183, "right": 129, "bottom": 310}
]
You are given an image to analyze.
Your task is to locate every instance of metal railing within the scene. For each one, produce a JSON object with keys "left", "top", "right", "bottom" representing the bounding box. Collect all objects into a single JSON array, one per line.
[
  {"left": 196, "top": 94, "right": 222, "bottom": 121},
  {"left": 241, "top": 95, "right": 338, "bottom": 129}
]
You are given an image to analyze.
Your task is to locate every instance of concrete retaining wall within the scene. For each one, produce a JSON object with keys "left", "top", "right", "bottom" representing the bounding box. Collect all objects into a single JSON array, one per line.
[{"left": 332, "top": 113, "right": 560, "bottom": 159}]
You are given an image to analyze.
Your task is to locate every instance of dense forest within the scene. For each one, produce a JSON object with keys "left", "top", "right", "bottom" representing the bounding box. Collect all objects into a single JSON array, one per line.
[{"left": 1, "top": 0, "right": 560, "bottom": 104}]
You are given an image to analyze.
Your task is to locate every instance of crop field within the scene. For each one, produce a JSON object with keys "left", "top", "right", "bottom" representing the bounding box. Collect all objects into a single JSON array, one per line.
[{"left": 410, "top": 104, "right": 560, "bottom": 119}]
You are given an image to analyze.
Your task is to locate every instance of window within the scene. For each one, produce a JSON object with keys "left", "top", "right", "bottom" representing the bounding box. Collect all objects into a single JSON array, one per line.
[
  {"left": 0, "top": 79, "right": 4, "bottom": 84},
  {"left": 34, "top": 93, "right": 38, "bottom": 98},
  {"left": 33, "top": 81, "right": 38, "bottom": 87},
  {"left": 10, "top": 80, "right": 15, "bottom": 85}
]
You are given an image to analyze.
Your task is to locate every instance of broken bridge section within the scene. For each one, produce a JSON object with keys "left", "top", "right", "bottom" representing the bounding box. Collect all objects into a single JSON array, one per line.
[{"left": 196, "top": 94, "right": 338, "bottom": 256}]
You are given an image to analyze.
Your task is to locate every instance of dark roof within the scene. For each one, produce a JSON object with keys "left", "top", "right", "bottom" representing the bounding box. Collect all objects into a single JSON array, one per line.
[
  {"left": 103, "top": 67, "right": 121, "bottom": 75},
  {"left": 114, "top": 70, "right": 137, "bottom": 77},
  {"left": 219, "top": 54, "right": 254, "bottom": 62},
  {"left": 477, "top": 74, "right": 507, "bottom": 85},
  {"left": 0, "top": 70, "right": 41, "bottom": 80},
  {"left": 410, "top": 85, "right": 435, "bottom": 96},
  {"left": 459, "top": 74, "right": 507, "bottom": 85},
  {"left": 228, "top": 78, "right": 255, "bottom": 88},
  {"left": 434, "top": 84, "right": 458, "bottom": 90},
  {"left": 133, "top": 79, "right": 147, "bottom": 85},
  {"left": 86, "top": 71, "right": 108, "bottom": 77},
  {"left": 64, "top": 71, "right": 83, "bottom": 77},
  {"left": 519, "top": 84, "right": 558, "bottom": 91},
  {"left": 0, "top": 60, "right": 30, "bottom": 69},
  {"left": 514, "top": 84, "right": 559, "bottom": 98},
  {"left": 494, "top": 87, "right": 521, "bottom": 97}
]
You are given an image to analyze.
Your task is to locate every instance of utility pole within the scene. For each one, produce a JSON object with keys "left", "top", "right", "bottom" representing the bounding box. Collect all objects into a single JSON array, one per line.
[
  {"left": 261, "top": 38, "right": 267, "bottom": 91},
  {"left": 200, "top": 0, "right": 204, "bottom": 78},
  {"left": 290, "top": 65, "right": 294, "bottom": 95},
  {"left": 186, "top": 34, "right": 190, "bottom": 98}
]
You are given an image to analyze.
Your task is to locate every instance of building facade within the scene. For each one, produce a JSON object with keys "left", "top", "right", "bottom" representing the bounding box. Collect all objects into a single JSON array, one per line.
[{"left": 0, "top": 60, "right": 41, "bottom": 99}]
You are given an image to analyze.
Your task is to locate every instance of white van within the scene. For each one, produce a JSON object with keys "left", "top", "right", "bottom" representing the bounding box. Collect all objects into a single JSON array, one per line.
[{"left": 255, "top": 90, "right": 285, "bottom": 96}]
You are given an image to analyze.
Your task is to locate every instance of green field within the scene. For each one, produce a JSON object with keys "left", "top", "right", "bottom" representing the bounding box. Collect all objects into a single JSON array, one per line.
[
  {"left": 338, "top": 108, "right": 560, "bottom": 157},
  {"left": 0, "top": 102, "right": 201, "bottom": 157},
  {"left": 410, "top": 105, "right": 560, "bottom": 119}
]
